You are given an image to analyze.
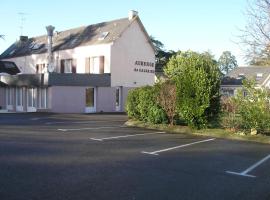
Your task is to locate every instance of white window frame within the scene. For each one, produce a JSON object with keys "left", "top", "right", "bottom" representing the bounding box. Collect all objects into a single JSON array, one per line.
[
  {"left": 6, "top": 87, "right": 14, "bottom": 110},
  {"left": 16, "top": 87, "right": 24, "bottom": 112},
  {"left": 27, "top": 88, "right": 37, "bottom": 112},
  {"left": 64, "top": 59, "right": 72, "bottom": 73},
  {"left": 85, "top": 87, "right": 96, "bottom": 113},
  {"left": 90, "top": 57, "right": 100, "bottom": 74},
  {"left": 38, "top": 88, "right": 48, "bottom": 109}
]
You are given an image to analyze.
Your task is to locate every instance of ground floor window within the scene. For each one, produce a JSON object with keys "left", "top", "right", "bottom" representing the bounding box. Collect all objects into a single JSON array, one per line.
[
  {"left": 39, "top": 88, "right": 48, "bottom": 109},
  {"left": 16, "top": 87, "right": 23, "bottom": 106},
  {"left": 221, "top": 89, "right": 234, "bottom": 97},
  {"left": 28, "top": 88, "right": 37, "bottom": 107},
  {"left": 115, "top": 87, "right": 121, "bottom": 111},
  {"left": 6, "top": 87, "right": 14, "bottom": 106}
]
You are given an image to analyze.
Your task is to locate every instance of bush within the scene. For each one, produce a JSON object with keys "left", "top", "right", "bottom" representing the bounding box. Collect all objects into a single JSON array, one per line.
[
  {"left": 220, "top": 97, "right": 241, "bottom": 131},
  {"left": 157, "top": 81, "right": 177, "bottom": 125},
  {"left": 164, "top": 51, "right": 221, "bottom": 129},
  {"left": 126, "top": 85, "right": 168, "bottom": 124},
  {"left": 234, "top": 80, "right": 270, "bottom": 134},
  {"left": 126, "top": 88, "right": 140, "bottom": 119}
]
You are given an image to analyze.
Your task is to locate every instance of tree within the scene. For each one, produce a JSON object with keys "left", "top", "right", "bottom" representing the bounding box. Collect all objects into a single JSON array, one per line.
[
  {"left": 164, "top": 51, "right": 221, "bottom": 128},
  {"left": 0, "top": 35, "right": 4, "bottom": 40},
  {"left": 218, "top": 51, "right": 238, "bottom": 75},
  {"left": 150, "top": 36, "right": 176, "bottom": 72},
  {"left": 158, "top": 81, "right": 177, "bottom": 125},
  {"left": 238, "top": 0, "right": 270, "bottom": 65}
]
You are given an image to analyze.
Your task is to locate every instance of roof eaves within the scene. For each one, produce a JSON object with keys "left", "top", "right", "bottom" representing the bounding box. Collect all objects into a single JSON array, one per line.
[{"left": 112, "top": 16, "right": 156, "bottom": 53}]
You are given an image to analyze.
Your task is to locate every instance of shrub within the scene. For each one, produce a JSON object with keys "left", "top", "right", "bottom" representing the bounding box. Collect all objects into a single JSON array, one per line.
[
  {"left": 126, "top": 85, "right": 168, "bottom": 124},
  {"left": 234, "top": 79, "right": 270, "bottom": 134},
  {"left": 126, "top": 88, "right": 140, "bottom": 119},
  {"left": 157, "top": 81, "right": 177, "bottom": 125},
  {"left": 220, "top": 97, "right": 241, "bottom": 131},
  {"left": 164, "top": 51, "right": 221, "bottom": 129}
]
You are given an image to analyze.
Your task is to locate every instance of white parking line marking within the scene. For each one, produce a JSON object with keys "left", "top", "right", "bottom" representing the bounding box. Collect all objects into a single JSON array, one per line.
[
  {"left": 58, "top": 126, "right": 125, "bottom": 132},
  {"left": 90, "top": 132, "right": 165, "bottom": 141},
  {"left": 46, "top": 120, "right": 124, "bottom": 125},
  {"left": 30, "top": 117, "right": 42, "bottom": 121},
  {"left": 141, "top": 138, "right": 216, "bottom": 156},
  {"left": 226, "top": 154, "right": 270, "bottom": 178}
]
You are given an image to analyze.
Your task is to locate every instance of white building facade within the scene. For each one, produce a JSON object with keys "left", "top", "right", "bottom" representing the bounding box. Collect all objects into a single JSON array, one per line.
[{"left": 0, "top": 11, "right": 155, "bottom": 113}]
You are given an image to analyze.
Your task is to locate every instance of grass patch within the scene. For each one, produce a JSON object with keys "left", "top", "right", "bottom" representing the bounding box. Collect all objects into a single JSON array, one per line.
[{"left": 125, "top": 119, "right": 270, "bottom": 144}]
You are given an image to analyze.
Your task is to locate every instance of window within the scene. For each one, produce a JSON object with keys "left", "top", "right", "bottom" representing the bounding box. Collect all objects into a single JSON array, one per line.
[
  {"left": 39, "top": 88, "right": 48, "bottom": 109},
  {"left": 256, "top": 73, "right": 263, "bottom": 80},
  {"left": 36, "top": 64, "right": 46, "bottom": 74},
  {"left": 16, "top": 87, "right": 23, "bottom": 106},
  {"left": 86, "top": 88, "right": 95, "bottom": 107},
  {"left": 6, "top": 87, "right": 14, "bottom": 105},
  {"left": 257, "top": 73, "right": 263, "bottom": 77},
  {"left": 116, "top": 88, "right": 120, "bottom": 107},
  {"left": 60, "top": 59, "right": 76, "bottom": 73},
  {"left": 115, "top": 87, "right": 121, "bottom": 111},
  {"left": 28, "top": 88, "right": 37, "bottom": 107},
  {"left": 85, "top": 56, "right": 104, "bottom": 74},
  {"left": 92, "top": 57, "right": 100, "bottom": 74},
  {"left": 222, "top": 89, "right": 234, "bottom": 97},
  {"left": 98, "top": 32, "right": 109, "bottom": 40}
]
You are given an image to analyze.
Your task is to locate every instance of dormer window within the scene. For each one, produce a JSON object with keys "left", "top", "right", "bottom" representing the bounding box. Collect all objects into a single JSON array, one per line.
[
  {"left": 30, "top": 43, "right": 42, "bottom": 50},
  {"left": 98, "top": 32, "right": 109, "bottom": 40},
  {"left": 256, "top": 73, "right": 263, "bottom": 78},
  {"left": 237, "top": 73, "right": 245, "bottom": 79}
]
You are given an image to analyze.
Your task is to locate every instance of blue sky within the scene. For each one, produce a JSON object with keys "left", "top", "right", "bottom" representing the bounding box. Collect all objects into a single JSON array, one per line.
[{"left": 0, "top": 0, "right": 247, "bottom": 64}]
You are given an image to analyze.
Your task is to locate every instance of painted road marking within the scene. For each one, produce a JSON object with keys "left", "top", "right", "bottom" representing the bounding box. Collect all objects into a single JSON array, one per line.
[
  {"left": 46, "top": 120, "right": 124, "bottom": 125},
  {"left": 58, "top": 126, "right": 125, "bottom": 132},
  {"left": 142, "top": 138, "right": 216, "bottom": 156},
  {"left": 30, "top": 117, "right": 42, "bottom": 121},
  {"left": 226, "top": 154, "right": 270, "bottom": 178},
  {"left": 90, "top": 132, "right": 165, "bottom": 141}
]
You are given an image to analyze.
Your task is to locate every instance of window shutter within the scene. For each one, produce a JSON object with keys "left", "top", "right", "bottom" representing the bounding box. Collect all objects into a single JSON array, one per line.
[
  {"left": 99, "top": 56, "right": 104, "bottom": 74},
  {"left": 60, "top": 60, "right": 65, "bottom": 73},
  {"left": 85, "top": 58, "right": 90, "bottom": 73},
  {"left": 72, "top": 59, "right": 77, "bottom": 73},
  {"left": 36, "top": 64, "right": 39, "bottom": 74}
]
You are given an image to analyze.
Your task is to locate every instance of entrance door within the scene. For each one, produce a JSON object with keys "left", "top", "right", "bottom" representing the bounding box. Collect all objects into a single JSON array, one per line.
[
  {"left": 27, "top": 88, "right": 37, "bottom": 112},
  {"left": 115, "top": 87, "right": 121, "bottom": 111},
  {"left": 85, "top": 87, "right": 96, "bottom": 113}
]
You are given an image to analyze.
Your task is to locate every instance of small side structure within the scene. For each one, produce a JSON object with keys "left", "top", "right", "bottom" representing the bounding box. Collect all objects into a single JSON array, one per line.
[
  {"left": 220, "top": 66, "right": 270, "bottom": 97},
  {"left": 0, "top": 11, "right": 155, "bottom": 113}
]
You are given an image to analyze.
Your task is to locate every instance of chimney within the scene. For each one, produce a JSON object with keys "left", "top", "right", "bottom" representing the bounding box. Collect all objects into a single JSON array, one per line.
[
  {"left": 128, "top": 10, "right": 138, "bottom": 21},
  {"left": 19, "top": 36, "right": 28, "bottom": 42},
  {"left": 46, "top": 25, "right": 55, "bottom": 73}
]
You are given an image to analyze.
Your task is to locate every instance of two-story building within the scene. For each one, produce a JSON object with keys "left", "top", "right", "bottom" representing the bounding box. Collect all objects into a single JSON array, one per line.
[{"left": 0, "top": 11, "right": 155, "bottom": 113}]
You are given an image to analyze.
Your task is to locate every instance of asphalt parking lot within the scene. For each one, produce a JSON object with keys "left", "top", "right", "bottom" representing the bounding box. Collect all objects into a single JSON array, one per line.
[{"left": 0, "top": 113, "right": 270, "bottom": 200}]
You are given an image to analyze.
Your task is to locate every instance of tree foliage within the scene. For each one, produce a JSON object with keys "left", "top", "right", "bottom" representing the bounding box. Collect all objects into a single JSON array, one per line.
[
  {"left": 238, "top": 0, "right": 270, "bottom": 65},
  {"left": 218, "top": 51, "right": 238, "bottom": 75},
  {"left": 164, "top": 51, "right": 221, "bottom": 128},
  {"left": 150, "top": 35, "right": 176, "bottom": 72},
  {"left": 234, "top": 79, "right": 270, "bottom": 133}
]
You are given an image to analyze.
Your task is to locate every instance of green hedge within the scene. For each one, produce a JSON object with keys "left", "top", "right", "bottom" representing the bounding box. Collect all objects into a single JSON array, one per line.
[{"left": 126, "top": 86, "right": 168, "bottom": 124}]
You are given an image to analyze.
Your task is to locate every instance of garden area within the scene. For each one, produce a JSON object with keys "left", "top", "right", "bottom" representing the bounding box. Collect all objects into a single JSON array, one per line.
[{"left": 126, "top": 51, "right": 270, "bottom": 143}]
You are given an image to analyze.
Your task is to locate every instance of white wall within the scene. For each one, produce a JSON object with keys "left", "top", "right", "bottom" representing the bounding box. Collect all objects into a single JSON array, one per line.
[
  {"left": 110, "top": 20, "right": 155, "bottom": 87},
  {"left": 2, "top": 44, "right": 111, "bottom": 74}
]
